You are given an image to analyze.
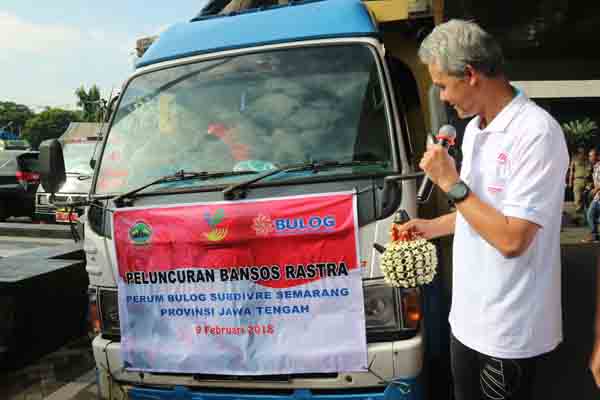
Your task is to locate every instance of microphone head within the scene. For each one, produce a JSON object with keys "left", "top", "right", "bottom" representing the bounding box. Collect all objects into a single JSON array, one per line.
[{"left": 438, "top": 124, "right": 457, "bottom": 140}]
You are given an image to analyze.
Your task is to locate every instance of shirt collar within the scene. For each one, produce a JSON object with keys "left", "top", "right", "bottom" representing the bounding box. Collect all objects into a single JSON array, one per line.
[{"left": 472, "top": 87, "right": 528, "bottom": 134}]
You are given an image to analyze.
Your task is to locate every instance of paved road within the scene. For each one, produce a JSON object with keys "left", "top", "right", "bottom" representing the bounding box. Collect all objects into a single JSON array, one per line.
[
  {"left": 0, "top": 236, "right": 72, "bottom": 258},
  {"left": 1, "top": 337, "right": 97, "bottom": 400}
]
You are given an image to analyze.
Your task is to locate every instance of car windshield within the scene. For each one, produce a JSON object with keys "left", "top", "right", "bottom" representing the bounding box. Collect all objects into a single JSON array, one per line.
[
  {"left": 62, "top": 141, "right": 99, "bottom": 175},
  {"left": 95, "top": 44, "right": 394, "bottom": 194}
]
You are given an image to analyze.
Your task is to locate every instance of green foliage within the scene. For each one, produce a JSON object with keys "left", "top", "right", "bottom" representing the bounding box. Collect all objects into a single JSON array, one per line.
[
  {"left": 75, "top": 85, "right": 107, "bottom": 122},
  {"left": 562, "top": 118, "right": 598, "bottom": 148},
  {"left": 22, "top": 108, "right": 81, "bottom": 149},
  {"left": 0, "top": 101, "right": 34, "bottom": 134}
]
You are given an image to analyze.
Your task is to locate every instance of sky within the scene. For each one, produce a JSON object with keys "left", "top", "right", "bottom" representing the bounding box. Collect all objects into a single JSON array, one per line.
[{"left": 0, "top": 0, "right": 207, "bottom": 111}]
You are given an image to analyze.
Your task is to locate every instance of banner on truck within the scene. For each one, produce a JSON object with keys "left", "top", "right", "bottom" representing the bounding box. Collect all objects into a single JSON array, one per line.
[{"left": 112, "top": 191, "right": 367, "bottom": 374}]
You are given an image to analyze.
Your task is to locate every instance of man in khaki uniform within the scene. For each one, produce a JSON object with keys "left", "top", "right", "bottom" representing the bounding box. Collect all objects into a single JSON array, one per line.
[{"left": 568, "top": 147, "right": 589, "bottom": 212}]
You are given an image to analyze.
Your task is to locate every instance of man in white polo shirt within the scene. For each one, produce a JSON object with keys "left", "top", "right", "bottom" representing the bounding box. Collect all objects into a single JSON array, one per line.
[{"left": 398, "top": 20, "right": 569, "bottom": 400}]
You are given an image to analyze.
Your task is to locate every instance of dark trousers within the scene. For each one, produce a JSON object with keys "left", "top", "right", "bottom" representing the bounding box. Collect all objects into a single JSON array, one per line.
[{"left": 450, "top": 334, "right": 541, "bottom": 400}]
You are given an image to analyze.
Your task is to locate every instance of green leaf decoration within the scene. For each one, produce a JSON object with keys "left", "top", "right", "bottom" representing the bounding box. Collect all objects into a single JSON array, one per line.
[{"left": 211, "top": 208, "right": 225, "bottom": 226}]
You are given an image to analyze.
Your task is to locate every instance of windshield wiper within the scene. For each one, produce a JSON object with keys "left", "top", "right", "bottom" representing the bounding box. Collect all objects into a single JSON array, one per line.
[
  {"left": 222, "top": 160, "right": 388, "bottom": 200},
  {"left": 65, "top": 172, "right": 93, "bottom": 180},
  {"left": 113, "top": 169, "right": 258, "bottom": 207}
]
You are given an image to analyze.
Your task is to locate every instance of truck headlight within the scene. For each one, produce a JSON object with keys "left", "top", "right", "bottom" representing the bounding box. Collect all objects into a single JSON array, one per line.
[
  {"left": 98, "top": 288, "right": 121, "bottom": 338},
  {"left": 363, "top": 280, "right": 421, "bottom": 342},
  {"left": 94, "top": 282, "right": 419, "bottom": 343}
]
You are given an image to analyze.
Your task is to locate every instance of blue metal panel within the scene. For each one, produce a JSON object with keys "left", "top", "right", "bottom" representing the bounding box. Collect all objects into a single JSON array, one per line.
[
  {"left": 128, "top": 380, "right": 423, "bottom": 400},
  {"left": 138, "top": 0, "right": 378, "bottom": 68}
]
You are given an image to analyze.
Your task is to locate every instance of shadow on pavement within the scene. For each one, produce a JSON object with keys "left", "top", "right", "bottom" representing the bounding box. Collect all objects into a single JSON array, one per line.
[{"left": 0, "top": 336, "right": 96, "bottom": 400}]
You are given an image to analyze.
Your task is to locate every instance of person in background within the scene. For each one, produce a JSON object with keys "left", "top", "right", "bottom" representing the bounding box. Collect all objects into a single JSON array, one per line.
[
  {"left": 399, "top": 19, "right": 569, "bottom": 400},
  {"left": 584, "top": 148, "right": 600, "bottom": 242},
  {"left": 568, "top": 147, "right": 589, "bottom": 213}
]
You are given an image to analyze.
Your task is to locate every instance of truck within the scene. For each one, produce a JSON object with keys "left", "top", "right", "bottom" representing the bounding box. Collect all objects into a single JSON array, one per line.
[
  {"left": 39, "top": 0, "right": 453, "bottom": 399},
  {"left": 35, "top": 122, "right": 105, "bottom": 223}
]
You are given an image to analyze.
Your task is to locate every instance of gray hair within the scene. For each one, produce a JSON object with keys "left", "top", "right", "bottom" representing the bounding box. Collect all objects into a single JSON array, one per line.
[{"left": 418, "top": 19, "right": 505, "bottom": 78}]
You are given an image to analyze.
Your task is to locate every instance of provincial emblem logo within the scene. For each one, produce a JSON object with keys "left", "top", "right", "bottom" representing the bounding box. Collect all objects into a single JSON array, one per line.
[{"left": 129, "top": 221, "right": 152, "bottom": 245}]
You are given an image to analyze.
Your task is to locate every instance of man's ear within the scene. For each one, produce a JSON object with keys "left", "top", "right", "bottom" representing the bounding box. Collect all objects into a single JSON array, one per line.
[{"left": 464, "top": 65, "right": 478, "bottom": 87}]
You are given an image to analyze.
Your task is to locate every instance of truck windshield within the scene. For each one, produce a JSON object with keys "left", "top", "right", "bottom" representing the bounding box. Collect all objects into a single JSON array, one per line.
[
  {"left": 95, "top": 44, "right": 394, "bottom": 194},
  {"left": 62, "top": 141, "right": 98, "bottom": 175}
]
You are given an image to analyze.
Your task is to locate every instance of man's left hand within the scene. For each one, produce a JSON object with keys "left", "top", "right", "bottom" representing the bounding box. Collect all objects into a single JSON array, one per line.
[{"left": 419, "top": 143, "right": 460, "bottom": 193}]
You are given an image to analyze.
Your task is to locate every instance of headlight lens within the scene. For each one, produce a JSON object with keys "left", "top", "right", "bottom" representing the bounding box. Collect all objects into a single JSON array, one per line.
[
  {"left": 99, "top": 288, "right": 121, "bottom": 338},
  {"left": 38, "top": 195, "right": 49, "bottom": 205},
  {"left": 364, "top": 281, "right": 401, "bottom": 332},
  {"left": 363, "top": 280, "right": 421, "bottom": 342}
]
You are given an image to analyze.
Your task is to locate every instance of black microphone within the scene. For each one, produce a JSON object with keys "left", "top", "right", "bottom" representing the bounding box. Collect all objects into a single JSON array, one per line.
[{"left": 417, "top": 124, "right": 457, "bottom": 203}]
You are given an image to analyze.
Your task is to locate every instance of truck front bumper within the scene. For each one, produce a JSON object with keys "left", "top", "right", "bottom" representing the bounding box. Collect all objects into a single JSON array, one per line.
[
  {"left": 92, "top": 332, "right": 423, "bottom": 399},
  {"left": 128, "top": 383, "right": 423, "bottom": 400}
]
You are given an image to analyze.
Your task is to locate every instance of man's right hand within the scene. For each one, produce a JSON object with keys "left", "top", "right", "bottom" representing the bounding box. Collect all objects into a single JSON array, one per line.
[{"left": 396, "top": 218, "right": 441, "bottom": 240}]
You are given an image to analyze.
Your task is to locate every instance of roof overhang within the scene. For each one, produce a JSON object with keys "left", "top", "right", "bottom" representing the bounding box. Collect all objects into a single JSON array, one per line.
[{"left": 362, "top": 0, "right": 409, "bottom": 22}]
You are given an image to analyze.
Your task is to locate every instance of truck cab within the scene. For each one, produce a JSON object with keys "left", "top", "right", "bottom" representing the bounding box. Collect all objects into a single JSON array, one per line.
[{"left": 40, "top": 1, "right": 446, "bottom": 399}]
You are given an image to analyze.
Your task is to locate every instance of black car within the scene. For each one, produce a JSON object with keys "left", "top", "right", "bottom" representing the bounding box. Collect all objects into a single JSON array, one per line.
[{"left": 0, "top": 150, "right": 40, "bottom": 221}]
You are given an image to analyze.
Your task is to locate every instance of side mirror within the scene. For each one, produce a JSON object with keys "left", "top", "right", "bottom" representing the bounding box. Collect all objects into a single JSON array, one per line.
[
  {"left": 90, "top": 159, "right": 96, "bottom": 169},
  {"left": 39, "top": 139, "right": 66, "bottom": 195},
  {"left": 377, "top": 172, "right": 424, "bottom": 220}
]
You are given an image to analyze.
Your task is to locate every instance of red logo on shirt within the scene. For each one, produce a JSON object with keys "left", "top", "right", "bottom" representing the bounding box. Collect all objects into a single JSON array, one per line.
[
  {"left": 497, "top": 152, "right": 508, "bottom": 164},
  {"left": 488, "top": 185, "right": 504, "bottom": 194}
]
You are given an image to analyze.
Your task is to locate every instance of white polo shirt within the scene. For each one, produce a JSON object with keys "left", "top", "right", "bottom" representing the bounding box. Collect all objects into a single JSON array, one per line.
[{"left": 449, "top": 91, "right": 569, "bottom": 359}]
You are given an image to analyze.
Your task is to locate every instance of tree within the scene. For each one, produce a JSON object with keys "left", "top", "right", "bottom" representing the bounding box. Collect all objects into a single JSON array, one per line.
[
  {"left": 75, "top": 85, "right": 106, "bottom": 122},
  {"left": 0, "top": 101, "right": 34, "bottom": 135},
  {"left": 562, "top": 118, "right": 598, "bottom": 149},
  {"left": 22, "top": 108, "right": 81, "bottom": 149}
]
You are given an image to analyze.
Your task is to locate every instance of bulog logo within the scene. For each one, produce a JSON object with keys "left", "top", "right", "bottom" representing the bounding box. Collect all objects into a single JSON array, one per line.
[{"left": 274, "top": 216, "right": 336, "bottom": 233}]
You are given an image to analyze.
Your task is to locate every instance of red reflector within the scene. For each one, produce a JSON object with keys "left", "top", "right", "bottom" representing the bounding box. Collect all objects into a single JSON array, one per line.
[
  {"left": 16, "top": 171, "right": 40, "bottom": 183},
  {"left": 402, "top": 290, "right": 422, "bottom": 330},
  {"left": 88, "top": 299, "right": 101, "bottom": 336}
]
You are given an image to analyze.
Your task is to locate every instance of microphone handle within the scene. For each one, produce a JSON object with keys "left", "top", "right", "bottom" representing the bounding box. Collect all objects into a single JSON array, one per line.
[
  {"left": 416, "top": 139, "right": 451, "bottom": 203},
  {"left": 417, "top": 177, "right": 435, "bottom": 203}
]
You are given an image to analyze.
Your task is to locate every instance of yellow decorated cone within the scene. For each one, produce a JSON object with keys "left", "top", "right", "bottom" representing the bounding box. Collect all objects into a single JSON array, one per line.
[{"left": 381, "top": 210, "right": 437, "bottom": 288}]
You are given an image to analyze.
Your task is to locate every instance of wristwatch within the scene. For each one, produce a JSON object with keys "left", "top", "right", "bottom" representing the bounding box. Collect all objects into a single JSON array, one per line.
[{"left": 446, "top": 180, "right": 470, "bottom": 204}]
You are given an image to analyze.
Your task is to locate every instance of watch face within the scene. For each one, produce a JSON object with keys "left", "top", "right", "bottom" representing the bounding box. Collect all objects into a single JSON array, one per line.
[
  {"left": 450, "top": 181, "right": 469, "bottom": 201},
  {"left": 455, "top": 183, "right": 468, "bottom": 197}
]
